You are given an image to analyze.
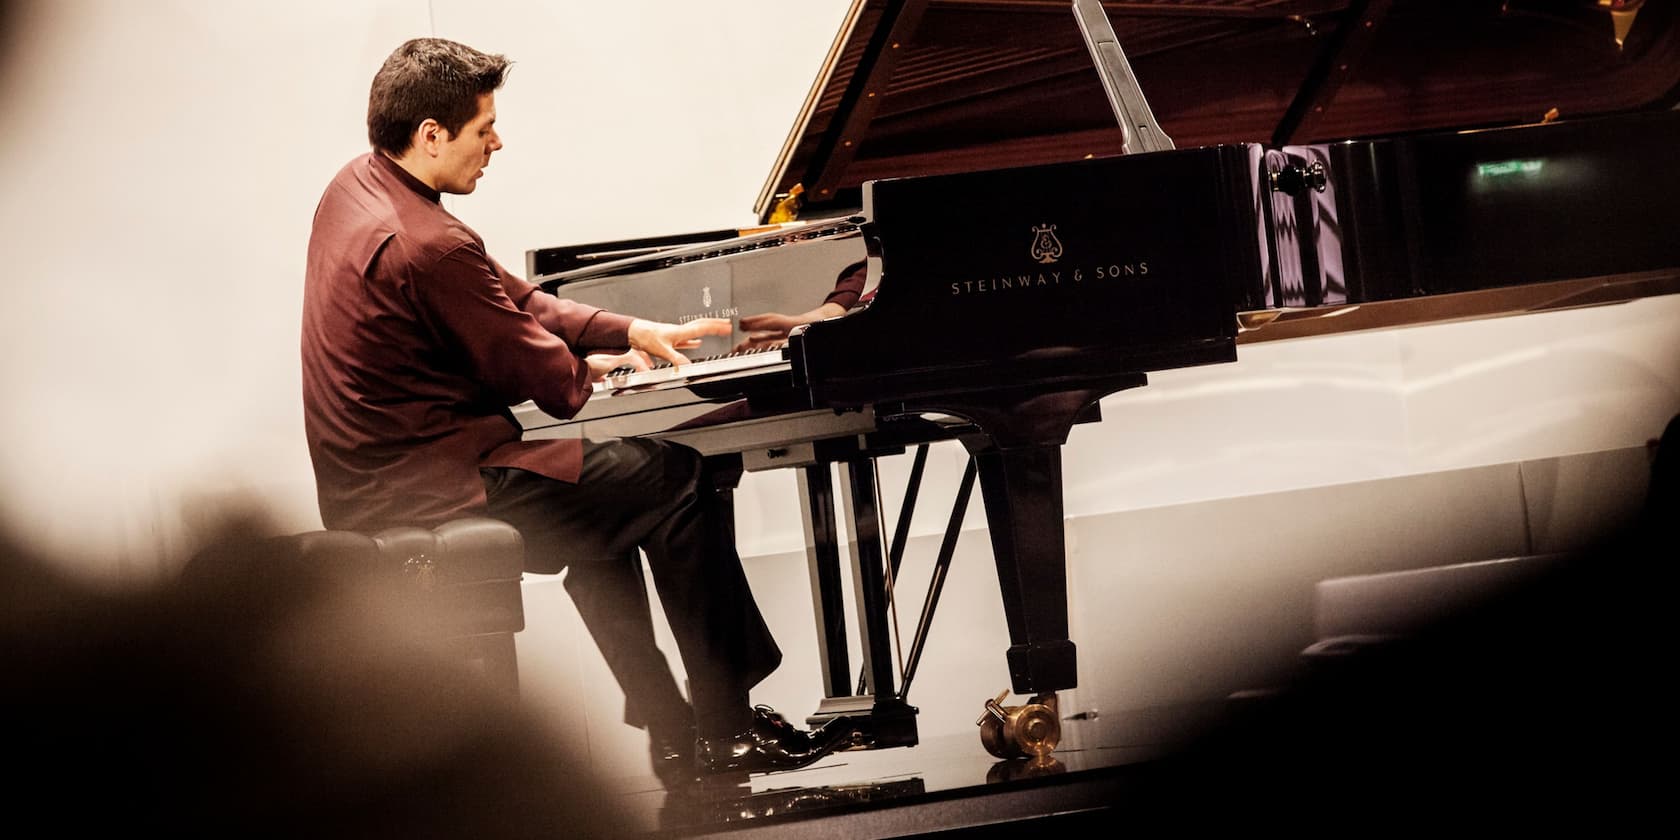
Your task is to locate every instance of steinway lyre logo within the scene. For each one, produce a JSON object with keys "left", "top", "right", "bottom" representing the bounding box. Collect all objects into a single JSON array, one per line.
[
  {"left": 1029, "top": 224, "right": 1064, "bottom": 265},
  {"left": 702, "top": 286, "right": 713, "bottom": 308}
]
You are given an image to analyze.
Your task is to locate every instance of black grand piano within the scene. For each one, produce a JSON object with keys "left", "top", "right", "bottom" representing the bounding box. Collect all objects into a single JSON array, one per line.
[{"left": 514, "top": 0, "right": 1680, "bottom": 764}]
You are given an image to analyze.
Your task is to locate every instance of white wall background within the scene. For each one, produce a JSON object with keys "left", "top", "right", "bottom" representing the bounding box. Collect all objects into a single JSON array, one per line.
[
  {"left": 2, "top": 0, "right": 1675, "bottom": 781},
  {"left": 0, "top": 0, "right": 852, "bottom": 577}
]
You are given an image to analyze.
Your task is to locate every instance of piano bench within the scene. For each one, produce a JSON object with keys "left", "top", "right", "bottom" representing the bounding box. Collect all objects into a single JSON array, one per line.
[{"left": 279, "top": 517, "right": 527, "bottom": 695}]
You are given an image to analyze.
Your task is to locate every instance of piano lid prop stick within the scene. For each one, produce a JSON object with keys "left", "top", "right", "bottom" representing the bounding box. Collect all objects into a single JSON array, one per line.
[{"left": 1072, "top": 0, "right": 1175, "bottom": 154}]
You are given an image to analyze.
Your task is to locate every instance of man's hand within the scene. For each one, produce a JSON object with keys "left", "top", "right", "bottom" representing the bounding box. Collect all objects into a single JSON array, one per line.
[
  {"left": 733, "top": 312, "right": 799, "bottom": 353},
  {"left": 627, "top": 317, "right": 731, "bottom": 367},
  {"left": 585, "top": 349, "right": 652, "bottom": 382},
  {"left": 738, "top": 312, "right": 802, "bottom": 335},
  {"left": 732, "top": 303, "right": 847, "bottom": 352}
]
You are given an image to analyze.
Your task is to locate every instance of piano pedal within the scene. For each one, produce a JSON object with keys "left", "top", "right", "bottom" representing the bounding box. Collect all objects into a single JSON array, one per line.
[
  {"left": 804, "top": 695, "right": 919, "bottom": 751},
  {"left": 975, "top": 690, "right": 1061, "bottom": 759}
]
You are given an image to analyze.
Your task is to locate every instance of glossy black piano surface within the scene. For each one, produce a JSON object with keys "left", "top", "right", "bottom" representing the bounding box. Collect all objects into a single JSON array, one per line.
[
  {"left": 755, "top": 0, "right": 1680, "bottom": 221},
  {"left": 527, "top": 0, "right": 1680, "bottom": 422},
  {"left": 795, "top": 142, "right": 1263, "bottom": 410},
  {"left": 514, "top": 1, "right": 1680, "bottom": 814}
]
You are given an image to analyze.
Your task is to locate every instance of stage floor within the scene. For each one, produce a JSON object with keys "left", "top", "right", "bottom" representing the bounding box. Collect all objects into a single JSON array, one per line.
[{"left": 606, "top": 700, "right": 1231, "bottom": 837}]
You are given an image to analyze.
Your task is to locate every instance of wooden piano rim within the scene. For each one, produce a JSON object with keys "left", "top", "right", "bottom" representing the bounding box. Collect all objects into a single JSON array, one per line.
[{"left": 1235, "top": 270, "right": 1680, "bottom": 344}]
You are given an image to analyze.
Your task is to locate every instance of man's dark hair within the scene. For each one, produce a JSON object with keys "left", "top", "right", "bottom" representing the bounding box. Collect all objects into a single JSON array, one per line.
[{"left": 367, "top": 38, "right": 510, "bottom": 155}]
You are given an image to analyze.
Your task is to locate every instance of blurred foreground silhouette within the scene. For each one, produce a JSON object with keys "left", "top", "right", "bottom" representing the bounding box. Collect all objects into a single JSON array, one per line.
[
  {"left": 2, "top": 511, "right": 622, "bottom": 838},
  {"left": 6, "top": 412, "right": 1675, "bottom": 837},
  {"left": 967, "top": 413, "right": 1680, "bottom": 835}
]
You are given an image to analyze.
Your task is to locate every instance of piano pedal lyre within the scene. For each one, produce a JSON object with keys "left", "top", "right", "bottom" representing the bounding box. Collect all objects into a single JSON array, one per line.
[{"left": 975, "top": 689, "right": 1061, "bottom": 759}]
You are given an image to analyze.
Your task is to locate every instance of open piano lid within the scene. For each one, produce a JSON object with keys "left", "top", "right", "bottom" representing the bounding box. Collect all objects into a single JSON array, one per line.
[{"left": 757, "top": 0, "right": 1680, "bottom": 224}]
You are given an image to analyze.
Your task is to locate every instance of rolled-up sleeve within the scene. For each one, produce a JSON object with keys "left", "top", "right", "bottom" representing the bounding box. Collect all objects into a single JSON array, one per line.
[
  {"left": 823, "top": 260, "right": 869, "bottom": 310},
  {"left": 416, "top": 243, "right": 596, "bottom": 418}
]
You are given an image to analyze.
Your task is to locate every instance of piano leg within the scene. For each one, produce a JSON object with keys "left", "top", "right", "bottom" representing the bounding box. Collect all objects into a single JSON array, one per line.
[
  {"left": 972, "top": 444, "right": 1077, "bottom": 694},
  {"left": 797, "top": 464, "right": 851, "bottom": 697},
  {"left": 928, "top": 384, "right": 1135, "bottom": 696}
]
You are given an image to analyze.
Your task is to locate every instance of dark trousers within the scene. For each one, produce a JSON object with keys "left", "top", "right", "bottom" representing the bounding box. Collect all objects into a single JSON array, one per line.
[{"left": 481, "top": 438, "right": 781, "bottom": 737}]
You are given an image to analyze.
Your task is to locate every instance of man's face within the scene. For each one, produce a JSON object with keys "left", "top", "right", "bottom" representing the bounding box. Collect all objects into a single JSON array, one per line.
[{"left": 435, "top": 92, "right": 502, "bottom": 194}]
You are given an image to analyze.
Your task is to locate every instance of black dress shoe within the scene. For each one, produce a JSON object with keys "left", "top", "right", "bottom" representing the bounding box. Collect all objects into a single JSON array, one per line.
[
  {"left": 748, "top": 705, "right": 813, "bottom": 750},
  {"left": 648, "top": 721, "right": 697, "bottom": 787},
  {"left": 694, "top": 706, "right": 846, "bottom": 775}
]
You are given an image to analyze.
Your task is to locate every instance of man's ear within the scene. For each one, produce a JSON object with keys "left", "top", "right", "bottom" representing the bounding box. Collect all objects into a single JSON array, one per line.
[{"left": 415, "top": 118, "right": 445, "bottom": 156}]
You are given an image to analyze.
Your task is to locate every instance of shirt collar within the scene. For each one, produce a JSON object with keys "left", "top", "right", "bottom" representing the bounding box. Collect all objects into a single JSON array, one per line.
[{"left": 371, "top": 150, "right": 441, "bottom": 204}]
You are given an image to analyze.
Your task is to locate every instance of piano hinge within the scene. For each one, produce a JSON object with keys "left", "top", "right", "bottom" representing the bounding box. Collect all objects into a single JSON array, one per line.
[{"left": 768, "top": 183, "right": 805, "bottom": 223}]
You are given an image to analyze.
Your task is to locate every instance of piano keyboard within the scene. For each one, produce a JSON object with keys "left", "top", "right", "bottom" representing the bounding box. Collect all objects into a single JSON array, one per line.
[{"left": 594, "top": 342, "right": 787, "bottom": 393}]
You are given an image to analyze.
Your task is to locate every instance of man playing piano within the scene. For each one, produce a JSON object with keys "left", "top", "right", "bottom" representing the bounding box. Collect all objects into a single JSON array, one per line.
[{"left": 300, "top": 37, "right": 838, "bottom": 777}]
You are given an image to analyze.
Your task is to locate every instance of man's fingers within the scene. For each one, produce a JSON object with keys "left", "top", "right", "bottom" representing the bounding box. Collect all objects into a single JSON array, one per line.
[
  {"left": 730, "top": 330, "right": 787, "bottom": 353},
  {"left": 628, "top": 318, "right": 727, "bottom": 367},
  {"left": 648, "top": 343, "right": 691, "bottom": 367},
  {"left": 602, "top": 350, "right": 651, "bottom": 372},
  {"left": 684, "top": 317, "right": 732, "bottom": 338},
  {"left": 666, "top": 319, "right": 725, "bottom": 364}
]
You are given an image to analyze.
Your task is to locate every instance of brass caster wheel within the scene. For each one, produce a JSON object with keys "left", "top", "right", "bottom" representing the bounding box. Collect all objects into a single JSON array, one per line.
[{"left": 975, "top": 689, "right": 1061, "bottom": 759}]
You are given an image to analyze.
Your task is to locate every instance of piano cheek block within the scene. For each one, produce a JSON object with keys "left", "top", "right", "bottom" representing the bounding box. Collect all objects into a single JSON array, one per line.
[{"left": 1006, "top": 640, "right": 1078, "bottom": 694}]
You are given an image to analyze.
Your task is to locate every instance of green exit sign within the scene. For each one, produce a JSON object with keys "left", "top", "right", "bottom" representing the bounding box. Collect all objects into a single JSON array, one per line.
[{"left": 1476, "top": 159, "right": 1545, "bottom": 178}]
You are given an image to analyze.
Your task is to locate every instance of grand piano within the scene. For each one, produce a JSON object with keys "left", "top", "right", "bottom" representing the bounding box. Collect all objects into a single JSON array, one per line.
[{"left": 514, "top": 0, "right": 1680, "bottom": 762}]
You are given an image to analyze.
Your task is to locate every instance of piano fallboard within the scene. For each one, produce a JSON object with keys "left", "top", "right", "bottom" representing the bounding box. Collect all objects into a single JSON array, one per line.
[{"left": 794, "top": 142, "right": 1265, "bottom": 410}]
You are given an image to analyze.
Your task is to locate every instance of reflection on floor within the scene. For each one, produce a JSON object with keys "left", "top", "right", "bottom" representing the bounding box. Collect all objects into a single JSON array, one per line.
[
  {"left": 608, "top": 701, "right": 1227, "bottom": 837},
  {"left": 599, "top": 507, "right": 1674, "bottom": 836}
]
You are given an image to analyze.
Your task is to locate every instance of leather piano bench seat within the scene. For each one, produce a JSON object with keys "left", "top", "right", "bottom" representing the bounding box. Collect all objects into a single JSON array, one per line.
[{"left": 281, "top": 517, "right": 527, "bottom": 694}]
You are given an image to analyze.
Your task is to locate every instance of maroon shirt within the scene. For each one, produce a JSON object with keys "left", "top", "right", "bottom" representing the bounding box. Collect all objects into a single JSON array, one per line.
[
  {"left": 302, "top": 152, "right": 633, "bottom": 532},
  {"left": 824, "top": 260, "right": 871, "bottom": 309}
]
